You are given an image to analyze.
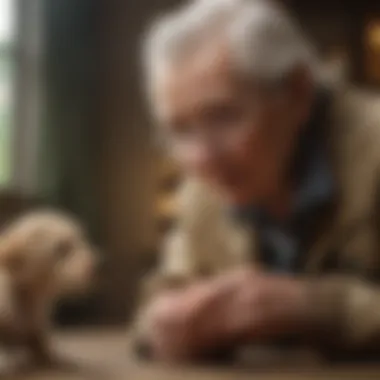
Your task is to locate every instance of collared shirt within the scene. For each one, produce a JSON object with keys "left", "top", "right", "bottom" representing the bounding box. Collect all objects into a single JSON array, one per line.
[{"left": 231, "top": 90, "right": 334, "bottom": 273}]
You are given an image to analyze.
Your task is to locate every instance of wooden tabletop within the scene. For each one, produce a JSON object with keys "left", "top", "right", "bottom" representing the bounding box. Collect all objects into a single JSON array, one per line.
[{"left": 2, "top": 329, "right": 380, "bottom": 380}]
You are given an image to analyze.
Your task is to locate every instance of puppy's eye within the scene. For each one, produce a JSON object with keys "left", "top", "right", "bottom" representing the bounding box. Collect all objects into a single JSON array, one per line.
[{"left": 55, "top": 240, "right": 74, "bottom": 260}]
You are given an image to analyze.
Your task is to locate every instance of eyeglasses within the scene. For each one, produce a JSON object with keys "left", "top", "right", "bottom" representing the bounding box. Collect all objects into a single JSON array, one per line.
[{"left": 155, "top": 83, "right": 288, "bottom": 159}]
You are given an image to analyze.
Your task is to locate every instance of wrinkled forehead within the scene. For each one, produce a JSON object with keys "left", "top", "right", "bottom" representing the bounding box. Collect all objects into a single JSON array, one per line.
[{"left": 151, "top": 40, "right": 246, "bottom": 122}]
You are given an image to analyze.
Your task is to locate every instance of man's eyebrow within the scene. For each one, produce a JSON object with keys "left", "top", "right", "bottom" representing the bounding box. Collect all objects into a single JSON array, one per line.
[{"left": 196, "top": 95, "right": 238, "bottom": 109}]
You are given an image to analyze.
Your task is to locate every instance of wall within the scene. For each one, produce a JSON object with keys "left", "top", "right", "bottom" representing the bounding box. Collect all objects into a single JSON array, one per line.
[
  {"left": 291, "top": 1, "right": 351, "bottom": 53},
  {"left": 97, "top": 0, "right": 178, "bottom": 323}
]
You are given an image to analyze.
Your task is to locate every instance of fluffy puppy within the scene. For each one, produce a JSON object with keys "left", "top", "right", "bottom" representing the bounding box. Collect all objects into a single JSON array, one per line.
[
  {"left": 0, "top": 209, "right": 97, "bottom": 366},
  {"left": 131, "top": 180, "right": 254, "bottom": 360}
]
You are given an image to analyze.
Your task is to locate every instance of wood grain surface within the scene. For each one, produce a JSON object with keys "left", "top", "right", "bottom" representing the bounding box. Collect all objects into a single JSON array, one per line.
[{"left": 1, "top": 329, "right": 380, "bottom": 380}]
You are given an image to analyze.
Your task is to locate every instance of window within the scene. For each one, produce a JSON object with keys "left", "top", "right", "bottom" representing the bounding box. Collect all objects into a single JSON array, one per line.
[
  {"left": 0, "top": 0, "right": 45, "bottom": 194},
  {"left": 0, "top": 0, "right": 15, "bottom": 185}
]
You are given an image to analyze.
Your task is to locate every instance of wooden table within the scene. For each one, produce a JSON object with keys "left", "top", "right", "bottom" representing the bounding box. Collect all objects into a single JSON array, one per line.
[{"left": 2, "top": 329, "right": 380, "bottom": 380}]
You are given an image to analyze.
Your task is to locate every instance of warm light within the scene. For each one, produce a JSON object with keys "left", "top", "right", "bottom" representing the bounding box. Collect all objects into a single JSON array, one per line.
[
  {"left": 156, "top": 195, "right": 177, "bottom": 218},
  {"left": 367, "top": 21, "right": 380, "bottom": 49}
]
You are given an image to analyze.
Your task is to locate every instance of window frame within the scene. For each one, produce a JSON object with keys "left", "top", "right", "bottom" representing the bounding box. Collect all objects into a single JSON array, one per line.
[{"left": 9, "top": 0, "right": 44, "bottom": 195}]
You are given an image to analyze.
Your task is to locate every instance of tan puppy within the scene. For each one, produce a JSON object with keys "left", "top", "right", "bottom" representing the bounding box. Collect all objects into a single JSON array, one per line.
[
  {"left": 131, "top": 180, "right": 255, "bottom": 358},
  {"left": 0, "top": 209, "right": 97, "bottom": 366}
]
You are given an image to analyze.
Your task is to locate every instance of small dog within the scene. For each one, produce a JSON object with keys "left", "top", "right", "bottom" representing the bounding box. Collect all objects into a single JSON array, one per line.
[
  {"left": 0, "top": 209, "right": 98, "bottom": 367},
  {"left": 130, "top": 179, "right": 254, "bottom": 360}
]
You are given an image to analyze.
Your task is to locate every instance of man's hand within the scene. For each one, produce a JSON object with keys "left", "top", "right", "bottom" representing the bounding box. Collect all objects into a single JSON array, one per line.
[{"left": 141, "top": 269, "right": 311, "bottom": 362}]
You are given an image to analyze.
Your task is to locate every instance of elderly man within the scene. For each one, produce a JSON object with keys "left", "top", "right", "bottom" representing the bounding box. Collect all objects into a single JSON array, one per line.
[{"left": 135, "top": 0, "right": 380, "bottom": 363}]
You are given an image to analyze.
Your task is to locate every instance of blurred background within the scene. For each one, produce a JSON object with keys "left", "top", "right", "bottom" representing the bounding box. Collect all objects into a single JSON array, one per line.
[{"left": 1, "top": 0, "right": 380, "bottom": 329}]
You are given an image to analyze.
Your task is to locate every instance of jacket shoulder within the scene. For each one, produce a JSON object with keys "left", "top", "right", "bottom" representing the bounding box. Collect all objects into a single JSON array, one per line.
[{"left": 331, "top": 87, "right": 380, "bottom": 165}]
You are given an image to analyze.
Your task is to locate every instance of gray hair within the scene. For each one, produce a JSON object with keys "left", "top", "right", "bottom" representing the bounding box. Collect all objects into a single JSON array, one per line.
[{"left": 143, "top": 0, "right": 318, "bottom": 91}]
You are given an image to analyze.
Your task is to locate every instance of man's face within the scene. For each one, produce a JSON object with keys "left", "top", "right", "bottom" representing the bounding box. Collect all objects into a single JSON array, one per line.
[{"left": 153, "top": 43, "right": 313, "bottom": 205}]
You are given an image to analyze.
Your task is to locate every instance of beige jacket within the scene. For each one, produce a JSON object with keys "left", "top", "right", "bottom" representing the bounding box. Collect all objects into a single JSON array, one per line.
[{"left": 145, "top": 86, "right": 380, "bottom": 358}]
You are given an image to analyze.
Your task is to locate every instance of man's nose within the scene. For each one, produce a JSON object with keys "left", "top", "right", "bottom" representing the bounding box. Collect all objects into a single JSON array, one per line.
[{"left": 186, "top": 140, "right": 224, "bottom": 172}]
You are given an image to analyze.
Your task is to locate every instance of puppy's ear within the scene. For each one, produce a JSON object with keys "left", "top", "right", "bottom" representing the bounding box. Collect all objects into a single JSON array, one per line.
[
  {"left": 0, "top": 240, "right": 25, "bottom": 274},
  {"left": 4, "top": 252, "right": 25, "bottom": 274}
]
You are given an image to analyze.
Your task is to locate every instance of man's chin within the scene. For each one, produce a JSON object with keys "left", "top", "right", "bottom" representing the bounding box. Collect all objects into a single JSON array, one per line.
[{"left": 206, "top": 180, "right": 259, "bottom": 206}]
